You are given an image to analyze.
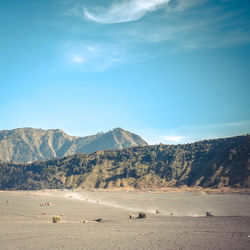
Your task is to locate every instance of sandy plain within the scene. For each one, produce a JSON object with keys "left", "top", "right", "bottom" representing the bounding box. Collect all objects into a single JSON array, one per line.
[{"left": 0, "top": 189, "right": 250, "bottom": 250}]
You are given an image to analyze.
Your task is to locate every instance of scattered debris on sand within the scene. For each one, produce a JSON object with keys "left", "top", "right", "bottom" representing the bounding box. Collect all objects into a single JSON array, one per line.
[
  {"left": 80, "top": 218, "right": 102, "bottom": 223},
  {"left": 93, "top": 218, "right": 102, "bottom": 223},
  {"left": 155, "top": 210, "right": 161, "bottom": 214},
  {"left": 40, "top": 202, "right": 52, "bottom": 207},
  {"left": 52, "top": 215, "right": 61, "bottom": 223},
  {"left": 129, "top": 213, "right": 136, "bottom": 219},
  {"left": 138, "top": 212, "right": 146, "bottom": 219},
  {"left": 206, "top": 212, "right": 214, "bottom": 217}
]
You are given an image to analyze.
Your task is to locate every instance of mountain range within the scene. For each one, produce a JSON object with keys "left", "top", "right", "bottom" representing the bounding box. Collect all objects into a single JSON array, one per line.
[
  {"left": 0, "top": 135, "right": 249, "bottom": 190},
  {"left": 0, "top": 127, "right": 147, "bottom": 162}
]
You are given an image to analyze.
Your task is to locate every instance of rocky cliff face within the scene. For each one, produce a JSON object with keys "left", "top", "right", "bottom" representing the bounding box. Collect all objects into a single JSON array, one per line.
[{"left": 0, "top": 127, "right": 148, "bottom": 162}]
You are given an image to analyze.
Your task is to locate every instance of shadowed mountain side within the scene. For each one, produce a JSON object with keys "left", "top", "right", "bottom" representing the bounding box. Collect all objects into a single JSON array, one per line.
[
  {"left": 0, "top": 135, "right": 249, "bottom": 190},
  {"left": 0, "top": 128, "right": 147, "bottom": 162}
]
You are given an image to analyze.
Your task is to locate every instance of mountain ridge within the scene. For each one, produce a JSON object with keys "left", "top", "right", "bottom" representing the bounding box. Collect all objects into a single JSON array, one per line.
[
  {"left": 0, "top": 134, "right": 249, "bottom": 190},
  {"left": 0, "top": 127, "right": 148, "bottom": 162}
]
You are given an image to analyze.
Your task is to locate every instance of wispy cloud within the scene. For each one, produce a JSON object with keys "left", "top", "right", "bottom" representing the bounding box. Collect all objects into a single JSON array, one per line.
[
  {"left": 60, "top": 41, "right": 126, "bottom": 71},
  {"left": 62, "top": 0, "right": 250, "bottom": 70},
  {"left": 141, "top": 121, "right": 250, "bottom": 145},
  {"left": 59, "top": 40, "right": 151, "bottom": 71},
  {"left": 73, "top": 0, "right": 250, "bottom": 49},
  {"left": 71, "top": 54, "right": 84, "bottom": 63},
  {"left": 166, "top": 0, "right": 208, "bottom": 12},
  {"left": 129, "top": 0, "right": 250, "bottom": 49},
  {"left": 84, "top": 0, "right": 171, "bottom": 24},
  {"left": 160, "top": 135, "right": 185, "bottom": 144}
]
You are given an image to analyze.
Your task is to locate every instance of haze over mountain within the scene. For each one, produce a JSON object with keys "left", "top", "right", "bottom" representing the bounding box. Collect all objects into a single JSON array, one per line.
[
  {"left": 0, "top": 135, "right": 249, "bottom": 190},
  {"left": 0, "top": 128, "right": 147, "bottom": 162}
]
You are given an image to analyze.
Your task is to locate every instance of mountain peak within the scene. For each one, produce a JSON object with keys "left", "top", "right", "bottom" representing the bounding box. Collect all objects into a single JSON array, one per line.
[
  {"left": 0, "top": 127, "right": 147, "bottom": 162},
  {"left": 112, "top": 127, "right": 124, "bottom": 132}
]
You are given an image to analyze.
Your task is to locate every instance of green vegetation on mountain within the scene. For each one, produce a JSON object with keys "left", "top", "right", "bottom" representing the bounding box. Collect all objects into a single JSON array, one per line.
[
  {"left": 0, "top": 127, "right": 147, "bottom": 162},
  {"left": 0, "top": 135, "right": 249, "bottom": 190}
]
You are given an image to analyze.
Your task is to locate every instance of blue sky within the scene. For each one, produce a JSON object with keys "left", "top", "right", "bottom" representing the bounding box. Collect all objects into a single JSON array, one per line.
[{"left": 0, "top": 0, "right": 249, "bottom": 144}]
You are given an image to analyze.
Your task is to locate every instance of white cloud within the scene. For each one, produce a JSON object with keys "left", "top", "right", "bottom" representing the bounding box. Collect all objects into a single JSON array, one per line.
[
  {"left": 128, "top": 0, "right": 250, "bottom": 49},
  {"left": 140, "top": 121, "right": 250, "bottom": 145},
  {"left": 160, "top": 121, "right": 250, "bottom": 144},
  {"left": 72, "top": 54, "right": 84, "bottom": 63},
  {"left": 62, "top": 0, "right": 250, "bottom": 68},
  {"left": 149, "top": 135, "right": 186, "bottom": 144},
  {"left": 84, "top": 0, "right": 171, "bottom": 24},
  {"left": 60, "top": 41, "right": 128, "bottom": 71},
  {"left": 162, "top": 135, "right": 184, "bottom": 143}
]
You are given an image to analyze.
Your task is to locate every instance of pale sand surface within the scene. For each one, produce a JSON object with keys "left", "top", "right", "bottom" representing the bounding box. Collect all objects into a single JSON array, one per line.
[{"left": 0, "top": 190, "right": 250, "bottom": 250}]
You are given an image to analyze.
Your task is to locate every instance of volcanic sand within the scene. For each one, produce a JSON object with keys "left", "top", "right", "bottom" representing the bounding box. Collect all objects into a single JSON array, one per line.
[{"left": 0, "top": 190, "right": 249, "bottom": 250}]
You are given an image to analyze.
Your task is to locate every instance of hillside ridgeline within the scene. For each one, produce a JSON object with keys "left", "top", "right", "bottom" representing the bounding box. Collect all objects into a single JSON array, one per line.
[
  {"left": 0, "top": 135, "right": 249, "bottom": 190},
  {"left": 0, "top": 127, "right": 147, "bottom": 162}
]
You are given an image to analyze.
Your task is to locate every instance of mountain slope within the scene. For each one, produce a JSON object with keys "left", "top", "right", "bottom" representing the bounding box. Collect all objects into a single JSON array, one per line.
[
  {"left": 0, "top": 128, "right": 147, "bottom": 162},
  {"left": 0, "top": 135, "right": 249, "bottom": 190}
]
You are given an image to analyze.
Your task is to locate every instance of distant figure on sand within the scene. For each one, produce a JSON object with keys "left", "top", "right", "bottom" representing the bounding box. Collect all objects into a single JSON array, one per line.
[{"left": 206, "top": 212, "right": 213, "bottom": 217}]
